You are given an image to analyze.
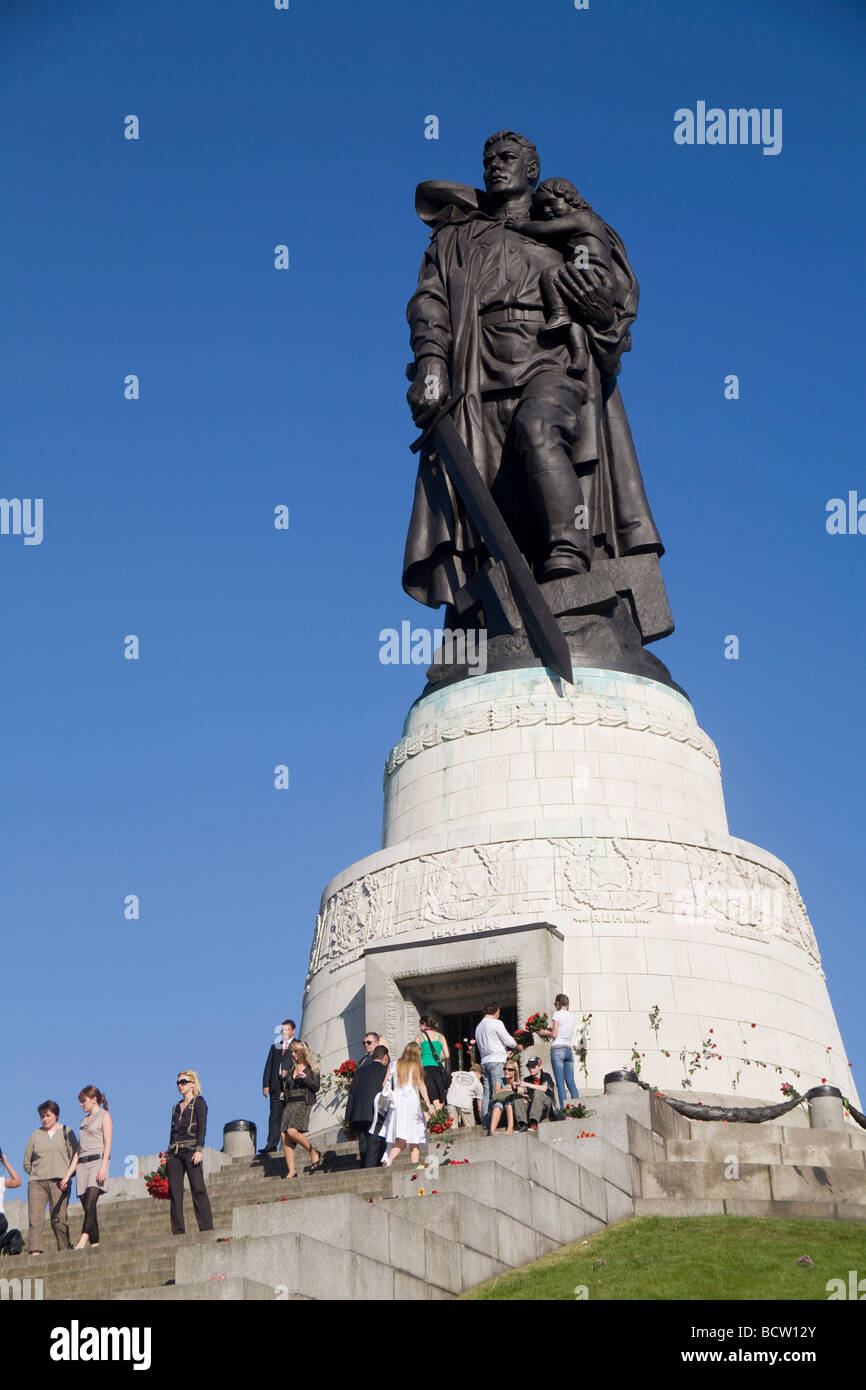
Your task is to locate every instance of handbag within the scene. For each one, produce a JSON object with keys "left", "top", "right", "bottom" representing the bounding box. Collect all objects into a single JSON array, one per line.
[
  {"left": 421, "top": 1028, "right": 450, "bottom": 1076},
  {"left": 376, "top": 1066, "right": 394, "bottom": 1117}
]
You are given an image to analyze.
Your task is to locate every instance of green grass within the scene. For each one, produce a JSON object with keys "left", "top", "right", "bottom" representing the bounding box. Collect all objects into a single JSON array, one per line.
[{"left": 462, "top": 1216, "right": 866, "bottom": 1300}]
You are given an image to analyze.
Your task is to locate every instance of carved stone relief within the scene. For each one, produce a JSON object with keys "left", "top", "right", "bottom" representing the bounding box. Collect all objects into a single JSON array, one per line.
[
  {"left": 384, "top": 691, "right": 720, "bottom": 784},
  {"left": 306, "top": 835, "right": 822, "bottom": 985}
]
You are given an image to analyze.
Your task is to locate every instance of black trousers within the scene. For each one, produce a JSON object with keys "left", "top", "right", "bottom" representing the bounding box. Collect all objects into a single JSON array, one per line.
[
  {"left": 356, "top": 1124, "right": 385, "bottom": 1169},
  {"left": 266, "top": 1094, "right": 284, "bottom": 1149},
  {"left": 166, "top": 1149, "right": 214, "bottom": 1235}
]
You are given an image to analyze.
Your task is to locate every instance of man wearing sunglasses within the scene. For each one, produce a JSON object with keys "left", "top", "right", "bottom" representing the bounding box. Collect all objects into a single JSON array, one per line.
[{"left": 344, "top": 1032, "right": 387, "bottom": 1168}]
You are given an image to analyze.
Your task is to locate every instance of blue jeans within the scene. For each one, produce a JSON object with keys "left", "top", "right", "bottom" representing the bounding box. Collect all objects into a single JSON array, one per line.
[
  {"left": 550, "top": 1048, "right": 578, "bottom": 1110},
  {"left": 480, "top": 1060, "right": 505, "bottom": 1125}
]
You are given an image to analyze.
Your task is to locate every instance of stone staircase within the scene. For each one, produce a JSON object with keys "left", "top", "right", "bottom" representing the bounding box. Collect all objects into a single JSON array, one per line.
[
  {"left": 636, "top": 1117, "right": 866, "bottom": 1220},
  {"left": 6, "top": 1084, "right": 864, "bottom": 1301},
  {"left": 4, "top": 1150, "right": 393, "bottom": 1301}
]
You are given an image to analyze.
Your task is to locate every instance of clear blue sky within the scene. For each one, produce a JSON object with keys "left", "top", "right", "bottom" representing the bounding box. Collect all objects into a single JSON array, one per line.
[{"left": 2, "top": 0, "right": 864, "bottom": 1171}]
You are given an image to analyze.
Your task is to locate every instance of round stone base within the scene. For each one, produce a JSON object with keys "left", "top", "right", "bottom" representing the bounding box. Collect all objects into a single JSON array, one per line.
[{"left": 301, "top": 668, "right": 858, "bottom": 1124}]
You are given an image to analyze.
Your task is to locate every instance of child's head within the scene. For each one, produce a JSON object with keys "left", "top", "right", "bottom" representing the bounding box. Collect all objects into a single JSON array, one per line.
[
  {"left": 534, "top": 177, "right": 590, "bottom": 219},
  {"left": 471, "top": 1063, "right": 482, "bottom": 1077}
]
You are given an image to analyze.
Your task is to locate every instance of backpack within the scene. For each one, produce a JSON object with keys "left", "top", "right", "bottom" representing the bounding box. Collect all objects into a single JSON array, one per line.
[{"left": 0, "top": 1215, "right": 24, "bottom": 1256}]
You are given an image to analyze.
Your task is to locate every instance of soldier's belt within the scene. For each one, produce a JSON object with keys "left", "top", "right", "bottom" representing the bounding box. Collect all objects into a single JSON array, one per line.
[{"left": 479, "top": 306, "right": 546, "bottom": 323}]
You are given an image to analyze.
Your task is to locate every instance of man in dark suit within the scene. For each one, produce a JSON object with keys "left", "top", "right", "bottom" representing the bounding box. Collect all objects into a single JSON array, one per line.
[
  {"left": 260, "top": 1019, "right": 296, "bottom": 1153},
  {"left": 344, "top": 1033, "right": 388, "bottom": 1168}
]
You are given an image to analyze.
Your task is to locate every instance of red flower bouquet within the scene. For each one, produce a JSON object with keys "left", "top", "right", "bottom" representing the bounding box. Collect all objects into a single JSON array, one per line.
[
  {"left": 333, "top": 1058, "right": 358, "bottom": 1090},
  {"left": 427, "top": 1107, "right": 454, "bottom": 1136},
  {"left": 525, "top": 1012, "right": 551, "bottom": 1035},
  {"left": 562, "top": 1102, "right": 593, "bottom": 1121},
  {"left": 143, "top": 1152, "right": 170, "bottom": 1200}
]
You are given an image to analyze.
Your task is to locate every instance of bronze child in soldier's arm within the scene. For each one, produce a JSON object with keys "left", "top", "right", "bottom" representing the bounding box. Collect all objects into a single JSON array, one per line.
[{"left": 506, "top": 177, "right": 614, "bottom": 369}]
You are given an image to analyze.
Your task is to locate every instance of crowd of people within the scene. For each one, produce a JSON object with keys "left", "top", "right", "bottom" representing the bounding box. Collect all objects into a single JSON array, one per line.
[
  {"left": 0, "top": 1088, "right": 114, "bottom": 1257},
  {"left": 0, "top": 995, "right": 580, "bottom": 1256},
  {"left": 285, "top": 994, "right": 583, "bottom": 1172},
  {"left": 1, "top": 1072, "right": 214, "bottom": 1257}
]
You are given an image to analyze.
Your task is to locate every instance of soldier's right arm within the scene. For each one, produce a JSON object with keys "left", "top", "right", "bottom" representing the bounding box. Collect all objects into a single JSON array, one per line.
[
  {"left": 406, "top": 239, "right": 453, "bottom": 427},
  {"left": 407, "top": 241, "right": 451, "bottom": 365}
]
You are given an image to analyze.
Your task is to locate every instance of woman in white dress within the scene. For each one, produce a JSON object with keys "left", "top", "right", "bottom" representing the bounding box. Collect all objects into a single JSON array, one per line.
[{"left": 381, "top": 1042, "right": 432, "bottom": 1168}]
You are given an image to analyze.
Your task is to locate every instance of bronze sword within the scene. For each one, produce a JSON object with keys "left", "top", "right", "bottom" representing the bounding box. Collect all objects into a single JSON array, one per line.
[{"left": 411, "top": 400, "right": 574, "bottom": 685}]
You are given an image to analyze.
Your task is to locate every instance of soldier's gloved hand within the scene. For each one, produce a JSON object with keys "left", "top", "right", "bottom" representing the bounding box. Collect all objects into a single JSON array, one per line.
[{"left": 407, "top": 357, "right": 450, "bottom": 427}]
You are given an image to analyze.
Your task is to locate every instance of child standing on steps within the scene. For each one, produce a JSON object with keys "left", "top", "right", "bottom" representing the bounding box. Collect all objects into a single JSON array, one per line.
[{"left": 381, "top": 1043, "right": 432, "bottom": 1168}]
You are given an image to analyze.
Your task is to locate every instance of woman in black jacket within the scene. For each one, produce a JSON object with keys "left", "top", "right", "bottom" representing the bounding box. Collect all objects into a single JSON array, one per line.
[
  {"left": 166, "top": 1070, "right": 214, "bottom": 1235},
  {"left": 280, "top": 1042, "right": 322, "bottom": 1178}
]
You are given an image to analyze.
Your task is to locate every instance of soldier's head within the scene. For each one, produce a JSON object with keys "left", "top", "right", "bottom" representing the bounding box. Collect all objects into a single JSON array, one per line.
[{"left": 482, "top": 131, "right": 539, "bottom": 204}]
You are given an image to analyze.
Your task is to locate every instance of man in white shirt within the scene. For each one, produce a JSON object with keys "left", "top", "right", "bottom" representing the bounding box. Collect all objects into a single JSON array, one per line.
[{"left": 474, "top": 1002, "right": 522, "bottom": 1127}]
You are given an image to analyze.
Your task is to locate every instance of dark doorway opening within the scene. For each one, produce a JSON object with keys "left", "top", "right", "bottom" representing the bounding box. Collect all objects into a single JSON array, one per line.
[
  {"left": 438, "top": 1005, "right": 519, "bottom": 1069},
  {"left": 398, "top": 963, "right": 518, "bottom": 1072}
]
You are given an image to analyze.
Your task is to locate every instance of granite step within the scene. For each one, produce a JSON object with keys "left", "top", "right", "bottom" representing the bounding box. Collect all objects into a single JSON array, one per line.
[
  {"left": 7, "top": 1228, "right": 231, "bottom": 1302},
  {"left": 683, "top": 1119, "right": 866, "bottom": 1149},
  {"left": 9, "top": 1162, "right": 400, "bottom": 1300},
  {"left": 664, "top": 1137, "right": 866, "bottom": 1168},
  {"left": 642, "top": 1158, "right": 866, "bottom": 1206},
  {"left": 634, "top": 1197, "right": 866, "bottom": 1221}
]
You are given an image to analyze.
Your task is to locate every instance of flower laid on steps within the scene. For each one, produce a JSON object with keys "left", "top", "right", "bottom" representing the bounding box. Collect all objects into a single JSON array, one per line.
[{"left": 562, "top": 1102, "right": 593, "bottom": 1121}]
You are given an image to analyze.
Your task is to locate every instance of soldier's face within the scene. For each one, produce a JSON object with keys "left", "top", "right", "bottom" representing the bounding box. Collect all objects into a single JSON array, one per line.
[{"left": 483, "top": 142, "right": 536, "bottom": 201}]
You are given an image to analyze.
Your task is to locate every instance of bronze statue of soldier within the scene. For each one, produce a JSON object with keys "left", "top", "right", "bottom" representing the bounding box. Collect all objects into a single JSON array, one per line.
[{"left": 402, "top": 130, "right": 678, "bottom": 692}]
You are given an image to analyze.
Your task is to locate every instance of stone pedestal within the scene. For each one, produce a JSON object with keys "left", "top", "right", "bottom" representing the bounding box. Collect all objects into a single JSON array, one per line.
[{"left": 302, "top": 667, "right": 857, "bottom": 1124}]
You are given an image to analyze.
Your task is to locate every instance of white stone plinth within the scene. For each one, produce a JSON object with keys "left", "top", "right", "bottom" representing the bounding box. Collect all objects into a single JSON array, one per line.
[
  {"left": 382, "top": 669, "right": 727, "bottom": 847},
  {"left": 302, "top": 667, "right": 857, "bottom": 1120}
]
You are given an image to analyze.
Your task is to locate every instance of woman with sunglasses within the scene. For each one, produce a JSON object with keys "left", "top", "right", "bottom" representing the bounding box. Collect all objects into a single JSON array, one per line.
[
  {"left": 488, "top": 1062, "right": 521, "bottom": 1134},
  {"left": 166, "top": 1070, "right": 213, "bottom": 1236}
]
